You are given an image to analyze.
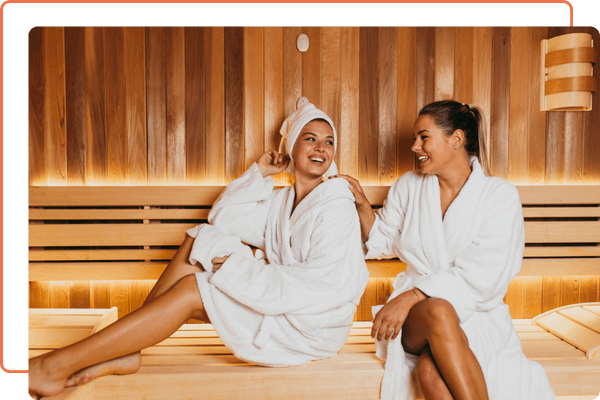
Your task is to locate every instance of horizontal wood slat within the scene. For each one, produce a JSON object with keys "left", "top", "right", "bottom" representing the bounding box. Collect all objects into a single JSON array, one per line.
[
  {"left": 29, "top": 249, "right": 177, "bottom": 261},
  {"left": 30, "top": 209, "right": 210, "bottom": 220},
  {"left": 545, "top": 47, "right": 596, "bottom": 68},
  {"left": 545, "top": 76, "right": 596, "bottom": 95},
  {"left": 516, "top": 185, "right": 600, "bottom": 205},
  {"left": 525, "top": 221, "right": 600, "bottom": 243},
  {"left": 28, "top": 221, "right": 600, "bottom": 248},
  {"left": 30, "top": 185, "right": 600, "bottom": 207},
  {"left": 29, "top": 186, "right": 225, "bottom": 206},
  {"left": 29, "top": 223, "right": 196, "bottom": 246},
  {"left": 30, "top": 246, "right": 600, "bottom": 262},
  {"left": 520, "top": 258, "right": 599, "bottom": 276},
  {"left": 29, "top": 262, "right": 167, "bottom": 281},
  {"left": 28, "top": 258, "right": 599, "bottom": 282},
  {"left": 523, "top": 207, "right": 600, "bottom": 218}
]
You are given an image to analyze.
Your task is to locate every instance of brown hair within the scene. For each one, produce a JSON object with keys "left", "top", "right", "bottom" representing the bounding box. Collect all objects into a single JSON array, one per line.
[{"left": 418, "top": 100, "right": 490, "bottom": 176}]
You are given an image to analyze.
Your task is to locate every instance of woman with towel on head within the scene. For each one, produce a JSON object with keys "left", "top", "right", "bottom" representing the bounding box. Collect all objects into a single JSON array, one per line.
[
  {"left": 29, "top": 103, "right": 370, "bottom": 399},
  {"left": 336, "top": 100, "right": 554, "bottom": 400}
]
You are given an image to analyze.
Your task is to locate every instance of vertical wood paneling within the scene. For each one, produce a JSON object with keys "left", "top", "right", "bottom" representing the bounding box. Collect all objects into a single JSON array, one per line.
[
  {"left": 396, "top": 27, "right": 417, "bottom": 176},
  {"left": 376, "top": 278, "right": 394, "bottom": 307},
  {"left": 110, "top": 281, "right": 130, "bottom": 319},
  {"left": 45, "top": 27, "right": 67, "bottom": 185},
  {"left": 358, "top": 278, "right": 377, "bottom": 321},
  {"left": 416, "top": 28, "right": 435, "bottom": 113},
  {"left": 225, "top": 27, "right": 245, "bottom": 182},
  {"left": 454, "top": 27, "right": 474, "bottom": 104},
  {"left": 264, "top": 27, "right": 284, "bottom": 153},
  {"left": 564, "top": 112, "right": 584, "bottom": 183},
  {"left": 185, "top": 27, "right": 206, "bottom": 184},
  {"left": 166, "top": 27, "right": 186, "bottom": 185},
  {"left": 50, "top": 282, "right": 70, "bottom": 308},
  {"left": 339, "top": 27, "right": 359, "bottom": 177},
  {"left": 321, "top": 27, "right": 341, "bottom": 169},
  {"left": 546, "top": 112, "right": 566, "bottom": 184},
  {"left": 542, "top": 276, "right": 561, "bottom": 313},
  {"left": 505, "top": 277, "right": 524, "bottom": 319},
  {"left": 29, "top": 282, "right": 50, "bottom": 308},
  {"left": 580, "top": 276, "right": 598, "bottom": 303},
  {"left": 244, "top": 27, "right": 264, "bottom": 170},
  {"left": 524, "top": 276, "right": 543, "bottom": 318},
  {"left": 129, "top": 280, "right": 149, "bottom": 313},
  {"left": 105, "top": 27, "right": 128, "bottom": 185},
  {"left": 490, "top": 27, "right": 511, "bottom": 179},
  {"left": 282, "top": 27, "right": 302, "bottom": 119},
  {"left": 527, "top": 27, "right": 548, "bottom": 184},
  {"left": 205, "top": 27, "right": 225, "bottom": 184},
  {"left": 434, "top": 27, "right": 454, "bottom": 101},
  {"left": 507, "top": 27, "right": 530, "bottom": 184},
  {"left": 473, "top": 27, "right": 493, "bottom": 154},
  {"left": 302, "top": 27, "right": 321, "bottom": 108},
  {"left": 69, "top": 282, "right": 90, "bottom": 309},
  {"left": 85, "top": 27, "right": 108, "bottom": 185},
  {"left": 560, "top": 276, "right": 580, "bottom": 306},
  {"left": 65, "top": 27, "right": 87, "bottom": 186},
  {"left": 146, "top": 27, "right": 167, "bottom": 185},
  {"left": 378, "top": 27, "right": 398, "bottom": 185},
  {"left": 359, "top": 27, "right": 379, "bottom": 184},
  {"left": 29, "top": 27, "right": 47, "bottom": 186},
  {"left": 264, "top": 27, "right": 285, "bottom": 184},
  {"left": 90, "top": 281, "right": 110, "bottom": 309},
  {"left": 583, "top": 28, "right": 600, "bottom": 183},
  {"left": 125, "top": 27, "right": 147, "bottom": 185}
]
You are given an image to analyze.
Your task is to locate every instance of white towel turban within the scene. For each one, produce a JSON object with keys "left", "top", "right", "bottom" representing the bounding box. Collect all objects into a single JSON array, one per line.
[{"left": 279, "top": 103, "right": 338, "bottom": 179}]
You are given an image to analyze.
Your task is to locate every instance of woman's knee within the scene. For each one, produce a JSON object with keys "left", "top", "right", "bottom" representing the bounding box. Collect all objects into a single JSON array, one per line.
[
  {"left": 172, "top": 274, "right": 208, "bottom": 321},
  {"left": 417, "top": 298, "right": 459, "bottom": 328}
]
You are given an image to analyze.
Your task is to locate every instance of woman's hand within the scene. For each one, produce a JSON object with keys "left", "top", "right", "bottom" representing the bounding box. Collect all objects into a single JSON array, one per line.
[
  {"left": 212, "top": 256, "right": 229, "bottom": 273},
  {"left": 257, "top": 150, "right": 290, "bottom": 177},
  {"left": 332, "top": 174, "right": 369, "bottom": 208},
  {"left": 331, "top": 174, "right": 376, "bottom": 240},
  {"left": 371, "top": 288, "right": 425, "bottom": 341}
]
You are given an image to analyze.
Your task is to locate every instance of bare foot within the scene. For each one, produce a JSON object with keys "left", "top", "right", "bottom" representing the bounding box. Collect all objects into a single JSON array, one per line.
[
  {"left": 29, "top": 355, "right": 68, "bottom": 399},
  {"left": 65, "top": 351, "right": 141, "bottom": 387}
]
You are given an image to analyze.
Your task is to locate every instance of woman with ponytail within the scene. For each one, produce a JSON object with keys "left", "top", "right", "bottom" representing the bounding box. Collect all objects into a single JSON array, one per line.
[{"left": 337, "top": 100, "right": 553, "bottom": 400}]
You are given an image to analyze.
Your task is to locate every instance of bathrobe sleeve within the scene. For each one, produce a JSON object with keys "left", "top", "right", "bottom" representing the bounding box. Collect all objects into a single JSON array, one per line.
[
  {"left": 414, "top": 181, "right": 525, "bottom": 323},
  {"left": 209, "top": 197, "right": 366, "bottom": 316},
  {"left": 364, "top": 175, "right": 408, "bottom": 259},
  {"left": 207, "top": 163, "right": 275, "bottom": 249}
]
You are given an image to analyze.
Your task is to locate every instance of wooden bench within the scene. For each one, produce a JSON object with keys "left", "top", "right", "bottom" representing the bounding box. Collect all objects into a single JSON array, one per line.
[{"left": 28, "top": 184, "right": 600, "bottom": 398}]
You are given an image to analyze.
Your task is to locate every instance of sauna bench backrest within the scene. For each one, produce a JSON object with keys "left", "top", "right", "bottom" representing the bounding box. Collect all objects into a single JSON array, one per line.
[{"left": 29, "top": 185, "right": 600, "bottom": 282}]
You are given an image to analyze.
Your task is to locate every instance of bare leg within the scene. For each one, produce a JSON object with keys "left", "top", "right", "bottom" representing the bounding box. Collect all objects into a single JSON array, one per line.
[
  {"left": 415, "top": 346, "right": 453, "bottom": 400},
  {"left": 29, "top": 274, "right": 208, "bottom": 399},
  {"left": 401, "top": 298, "right": 489, "bottom": 400},
  {"left": 64, "top": 235, "right": 204, "bottom": 387}
]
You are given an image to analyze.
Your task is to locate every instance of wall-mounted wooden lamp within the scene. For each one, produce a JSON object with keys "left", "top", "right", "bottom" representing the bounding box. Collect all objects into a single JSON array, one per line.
[{"left": 541, "top": 33, "right": 596, "bottom": 111}]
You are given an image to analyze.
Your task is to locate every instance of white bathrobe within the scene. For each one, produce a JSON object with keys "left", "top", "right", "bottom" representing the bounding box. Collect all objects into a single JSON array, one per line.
[
  {"left": 366, "top": 157, "right": 554, "bottom": 400},
  {"left": 187, "top": 163, "right": 370, "bottom": 367}
]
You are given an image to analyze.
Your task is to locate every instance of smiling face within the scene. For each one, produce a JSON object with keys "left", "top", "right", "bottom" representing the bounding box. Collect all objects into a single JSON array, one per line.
[
  {"left": 412, "top": 115, "right": 459, "bottom": 175},
  {"left": 291, "top": 120, "right": 335, "bottom": 180}
]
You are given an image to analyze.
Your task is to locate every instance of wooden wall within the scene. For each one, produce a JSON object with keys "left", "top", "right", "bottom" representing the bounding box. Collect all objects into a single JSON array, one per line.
[{"left": 29, "top": 26, "right": 600, "bottom": 320}]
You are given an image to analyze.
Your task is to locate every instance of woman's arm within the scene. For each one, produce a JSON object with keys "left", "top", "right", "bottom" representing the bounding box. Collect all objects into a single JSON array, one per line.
[{"left": 371, "top": 288, "right": 427, "bottom": 341}]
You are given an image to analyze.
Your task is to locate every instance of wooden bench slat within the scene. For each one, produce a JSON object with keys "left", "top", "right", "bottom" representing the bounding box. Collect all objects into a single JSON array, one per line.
[
  {"left": 29, "top": 223, "right": 196, "bottom": 247},
  {"left": 516, "top": 185, "right": 600, "bottom": 205},
  {"left": 523, "top": 206, "right": 600, "bottom": 218},
  {"left": 29, "top": 185, "right": 600, "bottom": 207},
  {"left": 28, "top": 258, "right": 599, "bottom": 282},
  {"left": 536, "top": 313, "right": 600, "bottom": 354},
  {"left": 525, "top": 221, "right": 600, "bottom": 243},
  {"left": 30, "top": 248, "right": 600, "bottom": 266},
  {"left": 29, "top": 262, "right": 167, "bottom": 281},
  {"left": 559, "top": 308, "right": 600, "bottom": 335},
  {"left": 520, "top": 258, "right": 600, "bottom": 276},
  {"left": 524, "top": 247, "right": 600, "bottom": 258},
  {"left": 29, "top": 249, "right": 177, "bottom": 261},
  {"left": 30, "top": 208, "right": 210, "bottom": 220},
  {"left": 29, "top": 220, "right": 600, "bottom": 248},
  {"left": 29, "top": 186, "right": 225, "bottom": 207}
]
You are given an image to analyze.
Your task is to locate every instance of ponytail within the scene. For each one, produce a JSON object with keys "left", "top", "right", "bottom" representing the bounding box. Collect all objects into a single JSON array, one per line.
[{"left": 418, "top": 100, "right": 491, "bottom": 176}]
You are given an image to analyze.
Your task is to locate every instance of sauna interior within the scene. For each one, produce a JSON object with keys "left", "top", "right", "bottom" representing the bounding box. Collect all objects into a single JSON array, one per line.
[
  {"left": 29, "top": 26, "right": 599, "bottom": 324},
  {"left": 28, "top": 26, "right": 600, "bottom": 400}
]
